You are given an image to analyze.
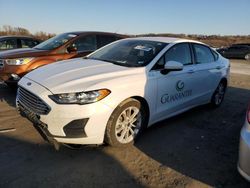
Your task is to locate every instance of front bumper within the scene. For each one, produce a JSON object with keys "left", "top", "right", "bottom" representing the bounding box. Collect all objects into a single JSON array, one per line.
[
  {"left": 238, "top": 120, "right": 250, "bottom": 182},
  {"left": 0, "top": 62, "right": 29, "bottom": 82},
  {"left": 17, "top": 77, "right": 115, "bottom": 145}
]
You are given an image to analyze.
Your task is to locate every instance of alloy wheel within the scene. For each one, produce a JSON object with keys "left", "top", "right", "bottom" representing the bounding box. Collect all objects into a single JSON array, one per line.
[{"left": 115, "top": 106, "right": 142, "bottom": 144}]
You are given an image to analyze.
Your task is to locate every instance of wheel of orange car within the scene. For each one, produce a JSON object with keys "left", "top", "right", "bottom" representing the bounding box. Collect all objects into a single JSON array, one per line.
[{"left": 105, "top": 98, "right": 147, "bottom": 146}]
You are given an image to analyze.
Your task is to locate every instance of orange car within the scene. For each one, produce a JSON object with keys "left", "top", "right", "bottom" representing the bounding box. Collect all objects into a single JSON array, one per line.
[{"left": 0, "top": 31, "right": 126, "bottom": 86}]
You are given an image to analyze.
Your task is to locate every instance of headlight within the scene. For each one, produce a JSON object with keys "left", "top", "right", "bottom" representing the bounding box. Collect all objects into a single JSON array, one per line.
[
  {"left": 49, "top": 89, "right": 111, "bottom": 104},
  {"left": 5, "top": 57, "right": 34, "bottom": 65}
]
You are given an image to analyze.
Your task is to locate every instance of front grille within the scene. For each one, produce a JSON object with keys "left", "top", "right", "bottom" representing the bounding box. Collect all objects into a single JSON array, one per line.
[
  {"left": 17, "top": 86, "right": 50, "bottom": 115},
  {"left": 0, "top": 59, "right": 4, "bottom": 69}
]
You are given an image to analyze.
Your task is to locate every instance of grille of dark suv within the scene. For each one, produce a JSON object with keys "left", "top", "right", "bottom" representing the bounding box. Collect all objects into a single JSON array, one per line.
[{"left": 17, "top": 86, "right": 50, "bottom": 115}]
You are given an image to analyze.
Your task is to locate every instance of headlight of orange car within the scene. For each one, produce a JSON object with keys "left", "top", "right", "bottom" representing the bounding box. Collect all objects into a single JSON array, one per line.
[{"left": 5, "top": 58, "right": 34, "bottom": 65}]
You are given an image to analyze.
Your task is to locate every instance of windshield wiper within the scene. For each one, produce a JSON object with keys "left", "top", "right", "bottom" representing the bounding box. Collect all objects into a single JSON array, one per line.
[
  {"left": 84, "top": 57, "right": 141, "bottom": 67},
  {"left": 85, "top": 57, "right": 118, "bottom": 64}
]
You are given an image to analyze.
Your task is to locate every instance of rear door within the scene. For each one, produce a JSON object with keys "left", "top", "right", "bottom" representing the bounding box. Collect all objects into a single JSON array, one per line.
[
  {"left": 64, "top": 35, "right": 97, "bottom": 59},
  {"left": 192, "top": 43, "right": 222, "bottom": 99},
  {"left": 96, "top": 35, "right": 119, "bottom": 48},
  {"left": 237, "top": 46, "right": 250, "bottom": 58},
  {"left": 225, "top": 46, "right": 240, "bottom": 58}
]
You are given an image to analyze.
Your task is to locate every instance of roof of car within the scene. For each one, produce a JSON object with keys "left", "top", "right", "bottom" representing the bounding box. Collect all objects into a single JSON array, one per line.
[
  {"left": 0, "top": 35, "right": 38, "bottom": 39},
  {"left": 125, "top": 37, "right": 205, "bottom": 45},
  {"left": 63, "top": 31, "right": 127, "bottom": 37},
  {"left": 232, "top": 43, "right": 250, "bottom": 46}
]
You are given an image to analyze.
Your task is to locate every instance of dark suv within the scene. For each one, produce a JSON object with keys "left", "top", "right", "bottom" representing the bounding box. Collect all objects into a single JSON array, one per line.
[
  {"left": 217, "top": 44, "right": 250, "bottom": 60},
  {"left": 0, "top": 36, "right": 41, "bottom": 51}
]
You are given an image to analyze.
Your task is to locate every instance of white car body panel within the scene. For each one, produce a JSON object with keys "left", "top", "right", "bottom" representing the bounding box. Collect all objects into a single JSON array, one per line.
[
  {"left": 17, "top": 37, "right": 230, "bottom": 145},
  {"left": 238, "top": 112, "right": 250, "bottom": 181}
]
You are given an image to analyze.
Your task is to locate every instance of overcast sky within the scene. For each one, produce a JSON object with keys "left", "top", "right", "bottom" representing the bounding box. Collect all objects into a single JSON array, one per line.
[{"left": 0, "top": 0, "right": 249, "bottom": 35}]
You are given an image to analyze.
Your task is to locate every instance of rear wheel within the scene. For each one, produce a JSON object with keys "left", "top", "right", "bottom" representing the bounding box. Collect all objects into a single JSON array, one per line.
[
  {"left": 245, "top": 54, "right": 250, "bottom": 60},
  {"left": 211, "top": 81, "right": 226, "bottom": 107},
  {"left": 105, "top": 98, "right": 147, "bottom": 146}
]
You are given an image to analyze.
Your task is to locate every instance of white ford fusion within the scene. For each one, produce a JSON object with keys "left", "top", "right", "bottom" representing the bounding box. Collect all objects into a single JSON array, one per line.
[{"left": 16, "top": 37, "right": 230, "bottom": 148}]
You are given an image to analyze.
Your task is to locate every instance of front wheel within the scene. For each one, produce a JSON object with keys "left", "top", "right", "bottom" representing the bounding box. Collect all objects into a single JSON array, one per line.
[
  {"left": 210, "top": 81, "right": 226, "bottom": 107},
  {"left": 105, "top": 98, "right": 147, "bottom": 147}
]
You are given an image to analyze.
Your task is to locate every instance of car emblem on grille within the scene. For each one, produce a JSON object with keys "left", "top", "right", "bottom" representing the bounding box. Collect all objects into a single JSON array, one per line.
[{"left": 27, "top": 82, "right": 32, "bottom": 86}]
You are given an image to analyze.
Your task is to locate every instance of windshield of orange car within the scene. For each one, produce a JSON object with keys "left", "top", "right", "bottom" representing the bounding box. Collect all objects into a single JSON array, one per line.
[{"left": 34, "top": 33, "right": 77, "bottom": 50}]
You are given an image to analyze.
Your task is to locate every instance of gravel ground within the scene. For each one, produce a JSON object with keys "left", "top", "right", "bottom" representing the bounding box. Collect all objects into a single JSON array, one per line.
[{"left": 0, "top": 60, "right": 250, "bottom": 188}]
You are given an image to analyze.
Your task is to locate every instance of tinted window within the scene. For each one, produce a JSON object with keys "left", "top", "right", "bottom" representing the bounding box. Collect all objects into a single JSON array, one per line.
[
  {"left": 0, "top": 39, "right": 17, "bottom": 50},
  {"left": 72, "top": 35, "right": 97, "bottom": 52},
  {"left": 21, "top": 39, "right": 39, "bottom": 48},
  {"left": 193, "top": 44, "right": 215, "bottom": 64},
  {"left": 165, "top": 43, "right": 192, "bottom": 65},
  {"left": 88, "top": 40, "right": 167, "bottom": 67},
  {"left": 228, "top": 46, "right": 239, "bottom": 50},
  {"left": 97, "top": 35, "right": 117, "bottom": 48}
]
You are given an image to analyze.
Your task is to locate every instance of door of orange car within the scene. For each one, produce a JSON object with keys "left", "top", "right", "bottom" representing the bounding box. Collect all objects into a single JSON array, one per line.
[{"left": 63, "top": 35, "right": 97, "bottom": 59}]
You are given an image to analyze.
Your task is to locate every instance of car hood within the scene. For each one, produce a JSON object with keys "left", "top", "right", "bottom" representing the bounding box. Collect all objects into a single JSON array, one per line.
[
  {"left": 25, "top": 58, "right": 145, "bottom": 94},
  {"left": 0, "top": 48, "right": 50, "bottom": 59}
]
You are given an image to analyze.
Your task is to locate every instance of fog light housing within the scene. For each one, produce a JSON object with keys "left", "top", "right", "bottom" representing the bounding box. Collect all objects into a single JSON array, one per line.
[{"left": 63, "top": 119, "right": 89, "bottom": 138}]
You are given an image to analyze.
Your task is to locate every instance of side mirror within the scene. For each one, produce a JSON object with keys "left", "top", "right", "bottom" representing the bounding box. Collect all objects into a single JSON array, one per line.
[
  {"left": 67, "top": 46, "right": 77, "bottom": 53},
  {"left": 161, "top": 61, "right": 183, "bottom": 75}
]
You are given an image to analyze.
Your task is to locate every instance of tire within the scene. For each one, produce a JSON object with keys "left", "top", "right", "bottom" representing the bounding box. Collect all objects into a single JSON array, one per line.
[
  {"left": 105, "top": 98, "right": 147, "bottom": 147},
  {"left": 210, "top": 81, "right": 226, "bottom": 107},
  {"left": 245, "top": 54, "right": 250, "bottom": 60}
]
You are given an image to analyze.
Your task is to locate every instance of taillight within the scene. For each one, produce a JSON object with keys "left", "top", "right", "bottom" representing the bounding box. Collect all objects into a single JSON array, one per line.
[{"left": 247, "top": 103, "right": 250, "bottom": 124}]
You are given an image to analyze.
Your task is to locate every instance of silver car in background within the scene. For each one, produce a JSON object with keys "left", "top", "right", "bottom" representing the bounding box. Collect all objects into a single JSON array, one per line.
[{"left": 238, "top": 102, "right": 250, "bottom": 181}]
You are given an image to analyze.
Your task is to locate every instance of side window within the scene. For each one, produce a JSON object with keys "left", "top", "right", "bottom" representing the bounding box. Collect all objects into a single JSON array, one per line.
[
  {"left": 97, "top": 35, "right": 117, "bottom": 48},
  {"left": 165, "top": 43, "right": 192, "bottom": 65},
  {"left": 228, "top": 46, "right": 238, "bottom": 51},
  {"left": 193, "top": 44, "right": 215, "bottom": 64},
  {"left": 212, "top": 50, "right": 219, "bottom": 61},
  {"left": 71, "top": 35, "right": 97, "bottom": 52},
  {"left": 0, "top": 39, "right": 17, "bottom": 50},
  {"left": 21, "top": 39, "right": 39, "bottom": 48}
]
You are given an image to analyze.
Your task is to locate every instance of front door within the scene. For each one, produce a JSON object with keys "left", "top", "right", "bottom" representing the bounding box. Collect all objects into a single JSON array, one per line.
[
  {"left": 150, "top": 43, "right": 199, "bottom": 122},
  {"left": 64, "top": 35, "right": 97, "bottom": 59}
]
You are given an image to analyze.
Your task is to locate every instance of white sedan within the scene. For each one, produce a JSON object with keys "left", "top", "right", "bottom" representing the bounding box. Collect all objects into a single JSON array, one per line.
[{"left": 16, "top": 37, "right": 230, "bottom": 148}]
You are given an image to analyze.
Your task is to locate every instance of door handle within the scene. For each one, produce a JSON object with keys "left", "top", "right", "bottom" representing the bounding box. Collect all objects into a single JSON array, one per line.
[{"left": 187, "top": 70, "right": 195, "bottom": 74}]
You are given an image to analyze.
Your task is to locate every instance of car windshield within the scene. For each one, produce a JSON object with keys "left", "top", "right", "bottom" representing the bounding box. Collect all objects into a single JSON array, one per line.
[
  {"left": 34, "top": 33, "right": 78, "bottom": 50},
  {"left": 87, "top": 39, "right": 167, "bottom": 67}
]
